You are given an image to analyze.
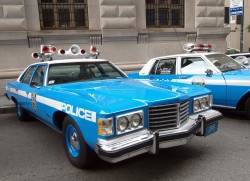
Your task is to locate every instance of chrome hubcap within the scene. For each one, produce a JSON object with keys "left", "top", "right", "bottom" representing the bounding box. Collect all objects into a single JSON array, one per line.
[{"left": 70, "top": 131, "right": 79, "bottom": 150}]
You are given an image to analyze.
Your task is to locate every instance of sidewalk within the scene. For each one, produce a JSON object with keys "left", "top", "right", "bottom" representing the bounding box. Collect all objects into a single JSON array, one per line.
[{"left": 0, "top": 95, "right": 15, "bottom": 114}]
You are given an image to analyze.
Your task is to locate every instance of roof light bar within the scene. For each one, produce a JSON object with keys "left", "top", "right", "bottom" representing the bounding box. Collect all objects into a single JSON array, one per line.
[
  {"left": 183, "top": 43, "right": 215, "bottom": 53},
  {"left": 31, "top": 44, "right": 100, "bottom": 61}
]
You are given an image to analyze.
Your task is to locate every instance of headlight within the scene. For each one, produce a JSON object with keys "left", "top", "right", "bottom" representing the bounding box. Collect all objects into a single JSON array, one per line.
[
  {"left": 116, "top": 111, "right": 144, "bottom": 135},
  {"left": 131, "top": 113, "right": 142, "bottom": 128},
  {"left": 193, "top": 95, "right": 211, "bottom": 113},
  {"left": 200, "top": 97, "right": 208, "bottom": 109},
  {"left": 117, "top": 116, "right": 129, "bottom": 132},
  {"left": 98, "top": 118, "right": 113, "bottom": 136},
  {"left": 194, "top": 99, "right": 200, "bottom": 112}
]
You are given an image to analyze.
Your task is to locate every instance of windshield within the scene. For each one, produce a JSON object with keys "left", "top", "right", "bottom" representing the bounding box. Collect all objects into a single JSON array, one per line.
[
  {"left": 47, "top": 61, "right": 127, "bottom": 86},
  {"left": 206, "top": 54, "right": 242, "bottom": 72}
]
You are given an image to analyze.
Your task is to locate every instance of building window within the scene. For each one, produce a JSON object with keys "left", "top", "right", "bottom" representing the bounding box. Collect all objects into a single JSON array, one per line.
[
  {"left": 146, "top": 0, "right": 184, "bottom": 28},
  {"left": 38, "top": 0, "right": 88, "bottom": 30},
  {"left": 236, "top": 15, "right": 242, "bottom": 25},
  {"left": 224, "top": 7, "right": 229, "bottom": 24}
]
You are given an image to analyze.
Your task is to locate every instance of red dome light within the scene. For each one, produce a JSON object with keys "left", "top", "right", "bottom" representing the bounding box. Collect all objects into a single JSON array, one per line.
[
  {"left": 91, "top": 46, "right": 97, "bottom": 52},
  {"left": 60, "top": 49, "right": 65, "bottom": 55},
  {"left": 42, "top": 46, "right": 49, "bottom": 53},
  {"left": 32, "top": 53, "right": 39, "bottom": 59},
  {"left": 197, "top": 44, "right": 204, "bottom": 48},
  {"left": 51, "top": 46, "right": 57, "bottom": 53},
  {"left": 81, "top": 49, "right": 86, "bottom": 54}
]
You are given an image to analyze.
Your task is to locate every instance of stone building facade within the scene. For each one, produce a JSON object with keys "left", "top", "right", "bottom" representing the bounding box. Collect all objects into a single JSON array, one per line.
[{"left": 0, "top": 0, "right": 230, "bottom": 72}]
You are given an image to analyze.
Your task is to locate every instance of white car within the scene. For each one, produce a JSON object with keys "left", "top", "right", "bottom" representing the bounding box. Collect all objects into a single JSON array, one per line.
[
  {"left": 228, "top": 53, "right": 250, "bottom": 68},
  {"left": 128, "top": 43, "right": 250, "bottom": 119}
]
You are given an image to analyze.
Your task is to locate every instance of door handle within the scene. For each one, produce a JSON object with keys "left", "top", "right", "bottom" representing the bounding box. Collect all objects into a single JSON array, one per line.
[{"left": 149, "top": 76, "right": 155, "bottom": 79}]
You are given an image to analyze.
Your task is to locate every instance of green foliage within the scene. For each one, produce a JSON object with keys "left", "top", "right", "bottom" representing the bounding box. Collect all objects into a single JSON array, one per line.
[{"left": 247, "top": 25, "right": 250, "bottom": 32}]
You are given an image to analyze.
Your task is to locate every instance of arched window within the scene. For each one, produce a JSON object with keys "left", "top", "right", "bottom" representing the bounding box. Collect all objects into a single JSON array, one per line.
[
  {"left": 38, "top": 0, "right": 88, "bottom": 30},
  {"left": 146, "top": 0, "right": 184, "bottom": 28}
]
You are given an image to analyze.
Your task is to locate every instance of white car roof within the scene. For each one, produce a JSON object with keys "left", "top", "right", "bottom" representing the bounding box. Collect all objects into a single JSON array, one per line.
[
  {"left": 228, "top": 53, "right": 250, "bottom": 57},
  {"left": 30, "top": 58, "right": 109, "bottom": 66},
  {"left": 151, "top": 52, "right": 223, "bottom": 60}
]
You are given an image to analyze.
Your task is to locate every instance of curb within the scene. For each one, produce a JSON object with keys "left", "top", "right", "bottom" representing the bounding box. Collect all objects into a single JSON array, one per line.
[{"left": 0, "top": 105, "right": 16, "bottom": 114}]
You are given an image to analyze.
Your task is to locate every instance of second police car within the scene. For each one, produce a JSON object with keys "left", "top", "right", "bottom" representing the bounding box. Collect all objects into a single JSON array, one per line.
[
  {"left": 5, "top": 44, "right": 222, "bottom": 168},
  {"left": 129, "top": 43, "right": 250, "bottom": 119}
]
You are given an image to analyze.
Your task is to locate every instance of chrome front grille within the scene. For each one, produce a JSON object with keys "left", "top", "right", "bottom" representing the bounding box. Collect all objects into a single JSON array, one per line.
[{"left": 148, "top": 100, "right": 189, "bottom": 131}]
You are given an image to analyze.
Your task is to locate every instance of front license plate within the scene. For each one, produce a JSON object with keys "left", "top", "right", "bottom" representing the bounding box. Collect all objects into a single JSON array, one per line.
[{"left": 205, "top": 122, "right": 218, "bottom": 137}]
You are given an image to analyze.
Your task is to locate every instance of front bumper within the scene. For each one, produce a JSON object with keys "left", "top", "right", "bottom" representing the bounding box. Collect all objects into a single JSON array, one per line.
[{"left": 95, "top": 109, "right": 222, "bottom": 163}]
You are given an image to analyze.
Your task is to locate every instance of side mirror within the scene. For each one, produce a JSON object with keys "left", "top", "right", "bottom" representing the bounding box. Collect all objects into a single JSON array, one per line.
[
  {"left": 243, "top": 60, "right": 249, "bottom": 66},
  {"left": 205, "top": 69, "right": 213, "bottom": 77},
  {"left": 30, "top": 81, "right": 40, "bottom": 89}
]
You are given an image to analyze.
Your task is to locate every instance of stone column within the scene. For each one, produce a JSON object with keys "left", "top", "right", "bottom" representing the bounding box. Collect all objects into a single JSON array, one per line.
[
  {"left": 195, "top": 0, "right": 230, "bottom": 52},
  {"left": 99, "top": 0, "right": 138, "bottom": 44}
]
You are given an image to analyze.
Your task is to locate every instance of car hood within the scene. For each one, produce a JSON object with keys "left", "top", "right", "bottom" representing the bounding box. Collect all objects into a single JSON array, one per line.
[
  {"left": 48, "top": 79, "right": 208, "bottom": 113},
  {"left": 223, "top": 68, "right": 250, "bottom": 76}
]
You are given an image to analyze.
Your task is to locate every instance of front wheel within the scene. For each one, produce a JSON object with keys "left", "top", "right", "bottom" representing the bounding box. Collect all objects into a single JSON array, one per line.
[
  {"left": 62, "top": 116, "right": 97, "bottom": 168},
  {"left": 15, "top": 101, "right": 30, "bottom": 122},
  {"left": 245, "top": 97, "right": 250, "bottom": 119}
]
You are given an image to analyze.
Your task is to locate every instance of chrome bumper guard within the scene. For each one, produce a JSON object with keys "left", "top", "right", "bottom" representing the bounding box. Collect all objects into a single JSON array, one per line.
[{"left": 95, "top": 109, "right": 222, "bottom": 163}]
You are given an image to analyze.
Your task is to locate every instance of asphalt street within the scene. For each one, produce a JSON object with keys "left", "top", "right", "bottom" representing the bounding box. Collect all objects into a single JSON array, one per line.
[{"left": 0, "top": 111, "right": 250, "bottom": 181}]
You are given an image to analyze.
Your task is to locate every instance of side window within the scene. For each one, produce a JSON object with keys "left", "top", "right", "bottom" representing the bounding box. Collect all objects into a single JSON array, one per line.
[
  {"left": 32, "top": 65, "right": 47, "bottom": 86},
  {"left": 21, "top": 66, "right": 37, "bottom": 84},
  {"left": 155, "top": 58, "right": 176, "bottom": 75},
  {"left": 181, "top": 57, "right": 210, "bottom": 74}
]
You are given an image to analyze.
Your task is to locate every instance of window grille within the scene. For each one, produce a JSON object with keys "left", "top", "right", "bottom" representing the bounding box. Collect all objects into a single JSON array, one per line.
[
  {"left": 146, "top": 0, "right": 184, "bottom": 28},
  {"left": 38, "top": 0, "right": 88, "bottom": 30}
]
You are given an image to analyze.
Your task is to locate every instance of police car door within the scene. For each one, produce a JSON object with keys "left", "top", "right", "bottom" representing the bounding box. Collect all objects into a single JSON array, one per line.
[
  {"left": 148, "top": 58, "right": 178, "bottom": 81},
  {"left": 176, "top": 56, "right": 227, "bottom": 106},
  {"left": 17, "top": 66, "right": 37, "bottom": 109},
  {"left": 26, "top": 65, "right": 47, "bottom": 120}
]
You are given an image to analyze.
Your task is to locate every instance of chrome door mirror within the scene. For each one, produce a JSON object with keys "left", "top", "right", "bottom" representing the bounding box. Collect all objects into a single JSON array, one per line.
[{"left": 205, "top": 69, "right": 213, "bottom": 77}]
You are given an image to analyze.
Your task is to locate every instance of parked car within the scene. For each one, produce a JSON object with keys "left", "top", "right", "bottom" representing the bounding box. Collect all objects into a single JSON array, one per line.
[
  {"left": 228, "top": 53, "right": 250, "bottom": 69},
  {"left": 5, "top": 45, "right": 222, "bottom": 168},
  {"left": 128, "top": 43, "right": 250, "bottom": 119},
  {"left": 226, "top": 47, "right": 240, "bottom": 54}
]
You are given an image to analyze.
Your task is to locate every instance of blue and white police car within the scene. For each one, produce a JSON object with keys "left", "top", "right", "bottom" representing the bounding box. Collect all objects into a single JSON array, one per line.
[
  {"left": 129, "top": 43, "right": 250, "bottom": 119},
  {"left": 5, "top": 44, "right": 222, "bottom": 168}
]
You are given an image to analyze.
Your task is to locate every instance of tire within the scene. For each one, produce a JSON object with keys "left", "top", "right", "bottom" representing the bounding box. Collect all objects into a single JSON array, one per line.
[
  {"left": 245, "top": 97, "right": 250, "bottom": 119},
  {"left": 15, "top": 101, "right": 30, "bottom": 122},
  {"left": 62, "top": 115, "right": 97, "bottom": 168}
]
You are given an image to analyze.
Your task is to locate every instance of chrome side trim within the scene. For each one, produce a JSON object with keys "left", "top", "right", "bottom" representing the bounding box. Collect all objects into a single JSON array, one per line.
[{"left": 212, "top": 104, "right": 236, "bottom": 109}]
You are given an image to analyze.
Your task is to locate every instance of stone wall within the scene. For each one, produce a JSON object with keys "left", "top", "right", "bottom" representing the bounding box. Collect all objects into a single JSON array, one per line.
[{"left": 195, "top": 0, "right": 225, "bottom": 28}]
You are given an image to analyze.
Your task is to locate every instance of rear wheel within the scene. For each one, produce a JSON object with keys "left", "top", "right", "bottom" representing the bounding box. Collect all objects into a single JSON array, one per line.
[
  {"left": 245, "top": 97, "right": 250, "bottom": 119},
  {"left": 62, "top": 115, "right": 97, "bottom": 168},
  {"left": 15, "top": 101, "right": 30, "bottom": 122}
]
